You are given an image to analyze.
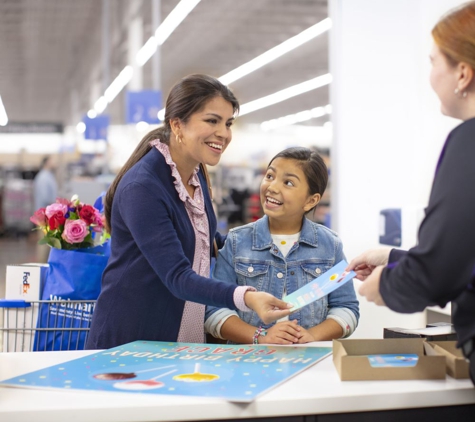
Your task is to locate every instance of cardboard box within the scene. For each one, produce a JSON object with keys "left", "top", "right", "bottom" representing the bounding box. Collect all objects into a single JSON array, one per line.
[
  {"left": 5, "top": 264, "right": 48, "bottom": 301},
  {"left": 333, "top": 338, "right": 446, "bottom": 381},
  {"left": 427, "top": 341, "right": 470, "bottom": 379}
]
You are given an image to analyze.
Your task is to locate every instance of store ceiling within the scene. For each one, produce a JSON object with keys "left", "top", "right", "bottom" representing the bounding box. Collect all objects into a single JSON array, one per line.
[{"left": 0, "top": 0, "right": 328, "bottom": 129}]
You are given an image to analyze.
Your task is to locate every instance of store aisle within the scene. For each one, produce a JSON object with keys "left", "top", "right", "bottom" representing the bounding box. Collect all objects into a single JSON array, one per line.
[{"left": 0, "top": 235, "right": 42, "bottom": 297}]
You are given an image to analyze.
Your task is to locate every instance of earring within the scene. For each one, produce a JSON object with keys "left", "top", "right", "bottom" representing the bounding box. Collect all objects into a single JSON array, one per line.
[
  {"left": 176, "top": 134, "right": 182, "bottom": 144},
  {"left": 454, "top": 88, "right": 460, "bottom": 95},
  {"left": 463, "top": 91, "right": 468, "bottom": 98}
]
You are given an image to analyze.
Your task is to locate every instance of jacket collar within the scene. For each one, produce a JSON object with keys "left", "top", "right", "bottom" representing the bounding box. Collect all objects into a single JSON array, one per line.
[{"left": 252, "top": 215, "right": 318, "bottom": 250}]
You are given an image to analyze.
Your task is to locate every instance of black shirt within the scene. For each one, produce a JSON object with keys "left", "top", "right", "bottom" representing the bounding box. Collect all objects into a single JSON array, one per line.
[{"left": 380, "top": 117, "right": 475, "bottom": 346}]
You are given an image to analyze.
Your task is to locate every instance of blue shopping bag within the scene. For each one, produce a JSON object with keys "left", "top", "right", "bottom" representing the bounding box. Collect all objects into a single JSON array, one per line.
[{"left": 33, "top": 243, "right": 110, "bottom": 351}]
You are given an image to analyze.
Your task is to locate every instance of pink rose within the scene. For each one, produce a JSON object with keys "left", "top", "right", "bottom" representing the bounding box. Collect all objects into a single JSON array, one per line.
[
  {"left": 45, "top": 203, "right": 68, "bottom": 219},
  {"left": 56, "top": 198, "right": 70, "bottom": 206},
  {"left": 61, "top": 219, "right": 88, "bottom": 244},
  {"left": 30, "top": 208, "right": 48, "bottom": 227}
]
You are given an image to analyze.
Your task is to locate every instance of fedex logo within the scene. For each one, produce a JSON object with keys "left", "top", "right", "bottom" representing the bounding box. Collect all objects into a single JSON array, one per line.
[{"left": 22, "top": 271, "right": 30, "bottom": 294}]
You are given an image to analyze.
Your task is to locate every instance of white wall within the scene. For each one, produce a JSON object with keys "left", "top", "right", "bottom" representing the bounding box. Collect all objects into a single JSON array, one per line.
[{"left": 330, "top": 0, "right": 465, "bottom": 338}]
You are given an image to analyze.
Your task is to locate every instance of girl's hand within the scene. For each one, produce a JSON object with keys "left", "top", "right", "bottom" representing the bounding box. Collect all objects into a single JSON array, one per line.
[
  {"left": 295, "top": 326, "right": 316, "bottom": 344},
  {"left": 261, "top": 320, "right": 301, "bottom": 345},
  {"left": 346, "top": 248, "right": 391, "bottom": 281},
  {"left": 244, "top": 291, "right": 292, "bottom": 324}
]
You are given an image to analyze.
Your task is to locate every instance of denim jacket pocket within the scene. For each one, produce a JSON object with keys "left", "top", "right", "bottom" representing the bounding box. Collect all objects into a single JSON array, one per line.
[{"left": 235, "top": 261, "right": 270, "bottom": 290}]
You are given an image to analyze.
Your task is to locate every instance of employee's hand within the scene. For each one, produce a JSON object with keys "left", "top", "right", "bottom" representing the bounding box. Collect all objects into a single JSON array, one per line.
[
  {"left": 244, "top": 291, "right": 293, "bottom": 325},
  {"left": 358, "top": 265, "right": 386, "bottom": 306},
  {"left": 262, "top": 320, "right": 301, "bottom": 345},
  {"left": 346, "top": 248, "right": 391, "bottom": 281}
]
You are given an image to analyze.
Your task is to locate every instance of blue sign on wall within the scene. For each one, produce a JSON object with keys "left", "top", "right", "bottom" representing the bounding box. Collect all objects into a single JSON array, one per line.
[
  {"left": 126, "top": 90, "right": 162, "bottom": 124},
  {"left": 83, "top": 115, "right": 110, "bottom": 140}
]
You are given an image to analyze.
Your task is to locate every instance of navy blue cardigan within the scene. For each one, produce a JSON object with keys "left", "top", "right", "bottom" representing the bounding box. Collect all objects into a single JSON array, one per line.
[{"left": 86, "top": 148, "right": 236, "bottom": 349}]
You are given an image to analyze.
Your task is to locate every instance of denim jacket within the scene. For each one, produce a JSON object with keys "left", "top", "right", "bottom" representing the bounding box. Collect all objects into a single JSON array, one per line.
[{"left": 205, "top": 215, "right": 359, "bottom": 339}]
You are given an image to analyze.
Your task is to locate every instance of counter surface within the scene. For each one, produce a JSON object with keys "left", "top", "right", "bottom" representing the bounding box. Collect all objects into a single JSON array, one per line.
[{"left": 1, "top": 342, "right": 474, "bottom": 422}]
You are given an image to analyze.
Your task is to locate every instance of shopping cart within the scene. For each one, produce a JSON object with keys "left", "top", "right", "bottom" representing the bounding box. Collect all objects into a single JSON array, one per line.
[{"left": 0, "top": 299, "right": 96, "bottom": 352}]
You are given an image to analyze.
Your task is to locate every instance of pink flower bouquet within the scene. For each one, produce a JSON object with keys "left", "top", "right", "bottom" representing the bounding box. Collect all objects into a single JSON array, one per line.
[{"left": 30, "top": 195, "right": 110, "bottom": 250}]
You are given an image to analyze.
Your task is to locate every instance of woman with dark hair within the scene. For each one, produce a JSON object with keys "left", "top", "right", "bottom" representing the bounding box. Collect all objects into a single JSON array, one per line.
[
  {"left": 87, "top": 74, "right": 291, "bottom": 349},
  {"left": 205, "top": 147, "right": 359, "bottom": 345},
  {"left": 346, "top": 2, "right": 475, "bottom": 385}
]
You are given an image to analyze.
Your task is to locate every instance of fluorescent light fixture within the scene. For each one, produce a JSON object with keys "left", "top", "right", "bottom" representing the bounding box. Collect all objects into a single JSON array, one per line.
[
  {"left": 155, "top": 0, "right": 201, "bottom": 45},
  {"left": 94, "top": 96, "right": 108, "bottom": 114},
  {"left": 0, "top": 95, "right": 8, "bottom": 126},
  {"left": 219, "top": 18, "right": 331, "bottom": 85},
  {"left": 158, "top": 18, "right": 331, "bottom": 119},
  {"left": 76, "top": 122, "right": 86, "bottom": 133},
  {"left": 260, "top": 104, "right": 331, "bottom": 131},
  {"left": 87, "top": 109, "right": 97, "bottom": 119},
  {"left": 104, "top": 66, "right": 134, "bottom": 103},
  {"left": 136, "top": 36, "right": 159, "bottom": 67},
  {"left": 240, "top": 73, "right": 331, "bottom": 116}
]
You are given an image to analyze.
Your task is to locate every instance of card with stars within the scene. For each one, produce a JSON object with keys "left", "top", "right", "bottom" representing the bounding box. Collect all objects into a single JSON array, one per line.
[{"left": 283, "top": 260, "right": 355, "bottom": 313}]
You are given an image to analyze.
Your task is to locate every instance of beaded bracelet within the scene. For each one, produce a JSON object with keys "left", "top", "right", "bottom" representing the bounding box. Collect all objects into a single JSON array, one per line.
[{"left": 252, "top": 326, "right": 267, "bottom": 345}]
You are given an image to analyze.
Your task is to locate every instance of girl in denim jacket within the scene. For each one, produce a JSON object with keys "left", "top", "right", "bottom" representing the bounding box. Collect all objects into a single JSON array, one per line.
[{"left": 205, "top": 147, "right": 359, "bottom": 344}]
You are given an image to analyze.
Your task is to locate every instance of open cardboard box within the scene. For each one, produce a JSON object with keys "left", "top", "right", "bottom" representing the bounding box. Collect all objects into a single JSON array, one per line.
[
  {"left": 427, "top": 341, "right": 470, "bottom": 379},
  {"left": 333, "top": 338, "right": 446, "bottom": 381}
]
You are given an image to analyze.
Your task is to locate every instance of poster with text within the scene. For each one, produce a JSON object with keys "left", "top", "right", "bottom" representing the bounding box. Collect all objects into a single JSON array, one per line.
[{"left": 0, "top": 340, "right": 331, "bottom": 402}]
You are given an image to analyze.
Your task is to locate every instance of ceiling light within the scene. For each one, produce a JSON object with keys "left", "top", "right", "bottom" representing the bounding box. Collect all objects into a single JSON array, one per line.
[
  {"left": 155, "top": 0, "right": 201, "bottom": 45},
  {"left": 158, "top": 18, "right": 331, "bottom": 119},
  {"left": 136, "top": 121, "right": 149, "bottom": 131},
  {"left": 94, "top": 96, "right": 108, "bottom": 114},
  {"left": 219, "top": 18, "right": 331, "bottom": 85},
  {"left": 104, "top": 66, "right": 134, "bottom": 103},
  {"left": 87, "top": 109, "right": 97, "bottom": 119},
  {"left": 136, "top": 36, "right": 159, "bottom": 67},
  {"left": 0, "top": 95, "right": 8, "bottom": 126},
  {"left": 76, "top": 122, "right": 86, "bottom": 133},
  {"left": 240, "top": 73, "right": 332, "bottom": 116},
  {"left": 260, "top": 104, "right": 331, "bottom": 131}
]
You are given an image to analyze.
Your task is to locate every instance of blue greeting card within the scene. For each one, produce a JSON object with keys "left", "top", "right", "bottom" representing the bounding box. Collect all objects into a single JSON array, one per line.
[
  {"left": 0, "top": 341, "right": 331, "bottom": 402},
  {"left": 367, "top": 354, "right": 419, "bottom": 367},
  {"left": 284, "top": 260, "right": 355, "bottom": 312}
]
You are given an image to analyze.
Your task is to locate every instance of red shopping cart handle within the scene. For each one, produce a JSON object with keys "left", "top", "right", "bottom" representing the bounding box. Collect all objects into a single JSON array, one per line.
[{"left": 0, "top": 299, "right": 31, "bottom": 308}]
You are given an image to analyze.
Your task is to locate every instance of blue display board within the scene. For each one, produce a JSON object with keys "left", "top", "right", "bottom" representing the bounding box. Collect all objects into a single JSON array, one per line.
[
  {"left": 126, "top": 90, "right": 162, "bottom": 124},
  {"left": 0, "top": 341, "right": 331, "bottom": 402},
  {"left": 83, "top": 115, "right": 110, "bottom": 140}
]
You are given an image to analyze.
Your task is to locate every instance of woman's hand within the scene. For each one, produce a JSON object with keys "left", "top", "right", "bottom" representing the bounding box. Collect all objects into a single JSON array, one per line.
[
  {"left": 244, "top": 291, "right": 292, "bottom": 324},
  {"left": 346, "top": 248, "right": 391, "bottom": 281},
  {"left": 358, "top": 265, "right": 386, "bottom": 306},
  {"left": 261, "top": 320, "right": 302, "bottom": 345}
]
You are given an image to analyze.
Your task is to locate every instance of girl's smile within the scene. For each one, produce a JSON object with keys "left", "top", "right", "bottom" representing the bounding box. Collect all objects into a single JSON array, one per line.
[{"left": 260, "top": 157, "right": 320, "bottom": 234}]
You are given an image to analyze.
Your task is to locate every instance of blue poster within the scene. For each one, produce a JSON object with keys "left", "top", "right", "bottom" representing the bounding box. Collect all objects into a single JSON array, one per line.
[
  {"left": 0, "top": 341, "right": 331, "bottom": 402},
  {"left": 83, "top": 115, "right": 110, "bottom": 140},
  {"left": 126, "top": 90, "right": 162, "bottom": 124}
]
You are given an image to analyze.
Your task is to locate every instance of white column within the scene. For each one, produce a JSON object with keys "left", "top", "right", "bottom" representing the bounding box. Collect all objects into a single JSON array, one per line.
[
  {"left": 329, "top": 0, "right": 465, "bottom": 338},
  {"left": 128, "top": 0, "right": 143, "bottom": 91}
]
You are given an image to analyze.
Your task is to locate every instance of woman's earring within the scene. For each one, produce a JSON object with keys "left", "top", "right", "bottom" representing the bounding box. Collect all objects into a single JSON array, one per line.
[
  {"left": 463, "top": 91, "right": 468, "bottom": 98},
  {"left": 176, "top": 134, "right": 182, "bottom": 144},
  {"left": 454, "top": 88, "right": 460, "bottom": 95}
]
